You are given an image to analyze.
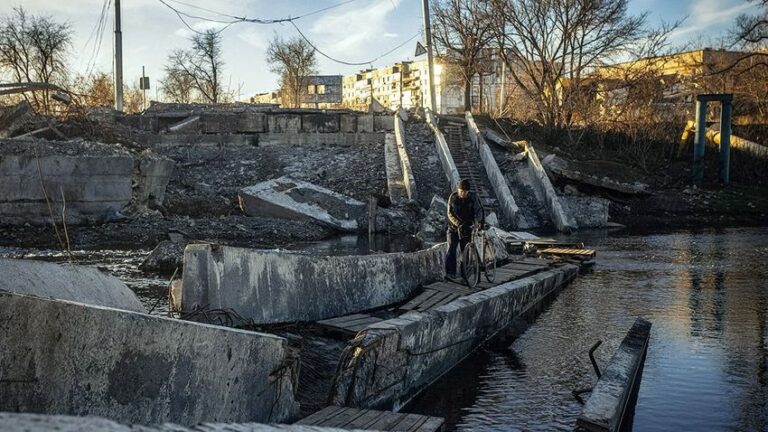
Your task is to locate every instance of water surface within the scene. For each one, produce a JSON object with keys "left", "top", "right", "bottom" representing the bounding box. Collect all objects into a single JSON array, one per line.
[{"left": 408, "top": 227, "right": 768, "bottom": 431}]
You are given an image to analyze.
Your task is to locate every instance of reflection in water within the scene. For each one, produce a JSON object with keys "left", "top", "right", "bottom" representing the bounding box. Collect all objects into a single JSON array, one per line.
[{"left": 406, "top": 227, "right": 768, "bottom": 431}]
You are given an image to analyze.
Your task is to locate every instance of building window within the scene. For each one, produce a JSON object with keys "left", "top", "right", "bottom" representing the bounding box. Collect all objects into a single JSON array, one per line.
[
  {"left": 307, "top": 85, "right": 316, "bottom": 94},
  {"left": 317, "top": 84, "right": 326, "bottom": 94}
]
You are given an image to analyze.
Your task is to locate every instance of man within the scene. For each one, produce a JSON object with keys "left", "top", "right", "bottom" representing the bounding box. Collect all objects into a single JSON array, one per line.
[{"left": 445, "top": 179, "right": 484, "bottom": 279}]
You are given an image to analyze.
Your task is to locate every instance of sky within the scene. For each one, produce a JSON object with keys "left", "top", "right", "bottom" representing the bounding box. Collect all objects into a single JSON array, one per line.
[{"left": 6, "top": 0, "right": 763, "bottom": 100}]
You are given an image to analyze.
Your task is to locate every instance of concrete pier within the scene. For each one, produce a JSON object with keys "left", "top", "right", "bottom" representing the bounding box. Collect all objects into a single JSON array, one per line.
[
  {"left": 329, "top": 264, "right": 579, "bottom": 410},
  {"left": 181, "top": 244, "right": 447, "bottom": 324},
  {"left": 0, "top": 292, "right": 299, "bottom": 425},
  {"left": 577, "top": 318, "right": 652, "bottom": 432}
]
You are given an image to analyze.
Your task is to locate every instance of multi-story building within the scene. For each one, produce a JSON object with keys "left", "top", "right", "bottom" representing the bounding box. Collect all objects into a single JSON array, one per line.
[
  {"left": 341, "top": 60, "right": 464, "bottom": 114},
  {"left": 251, "top": 75, "right": 343, "bottom": 109}
]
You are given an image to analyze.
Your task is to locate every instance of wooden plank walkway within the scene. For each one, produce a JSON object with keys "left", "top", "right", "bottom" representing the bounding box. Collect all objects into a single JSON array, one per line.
[
  {"left": 317, "top": 258, "right": 554, "bottom": 335},
  {"left": 297, "top": 406, "right": 444, "bottom": 431}
]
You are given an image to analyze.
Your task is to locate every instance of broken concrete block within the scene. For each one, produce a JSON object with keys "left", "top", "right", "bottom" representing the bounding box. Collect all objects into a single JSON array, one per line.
[
  {"left": 374, "top": 115, "right": 395, "bottom": 131},
  {"left": 268, "top": 114, "right": 301, "bottom": 133},
  {"left": 417, "top": 195, "right": 448, "bottom": 243},
  {"left": 181, "top": 243, "right": 447, "bottom": 324},
  {"left": 0, "top": 258, "right": 145, "bottom": 313},
  {"left": 238, "top": 176, "right": 366, "bottom": 231},
  {"left": 561, "top": 196, "right": 610, "bottom": 228},
  {"left": 302, "top": 113, "right": 340, "bottom": 133},
  {"left": 201, "top": 113, "right": 238, "bottom": 134},
  {"left": 340, "top": 114, "right": 357, "bottom": 133},
  {"left": 357, "top": 115, "right": 374, "bottom": 133},
  {"left": 139, "top": 240, "right": 183, "bottom": 273},
  {"left": 135, "top": 156, "right": 175, "bottom": 208},
  {"left": 237, "top": 112, "right": 267, "bottom": 133},
  {"left": 0, "top": 291, "right": 300, "bottom": 425}
]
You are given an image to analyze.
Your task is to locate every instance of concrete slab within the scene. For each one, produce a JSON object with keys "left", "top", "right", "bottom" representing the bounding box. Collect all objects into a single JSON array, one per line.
[
  {"left": 0, "top": 292, "right": 299, "bottom": 425},
  {"left": 466, "top": 112, "right": 521, "bottom": 227},
  {"left": 238, "top": 112, "right": 267, "bottom": 133},
  {"left": 0, "top": 258, "right": 145, "bottom": 313},
  {"left": 384, "top": 133, "right": 407, "bottom": 204},
  {"left": 329, "top": 264, "right": 579, "bottom": 410},
  {"left": 181, "top": 243, "right": 447, "bottom": 324},
  {"left": 393, "top": 114, "right": 416, "bottom": 201},
  {"left": 577, "top": 318, "right": 652, "bottom": 432},
  {"left": 238, "top": 176, "right": 366, "bottom": 232},
  {"left": 201, "top": 113, "right": 238, "bottom": 134},
  {"left": 302, "top": 114, "right": 340, "bottom": 133},
  {"left": 268, "top": 114, "right": 302, "bottom": 133}
]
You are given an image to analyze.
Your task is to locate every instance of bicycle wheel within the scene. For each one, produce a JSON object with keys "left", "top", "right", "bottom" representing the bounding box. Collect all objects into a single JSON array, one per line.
[
  {"left": 483, "top": 240, "right": 496, "bottom": 283},
  {"left": 462, "top": 243, "right": 481, "bottom": 288}
]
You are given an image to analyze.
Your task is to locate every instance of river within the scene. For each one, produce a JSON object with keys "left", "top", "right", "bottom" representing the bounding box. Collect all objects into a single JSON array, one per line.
[
  {"left": 2, "top": 227, "right": 766, "bottom": 430},
  {"left": 406, "top": 227, "right": 768, "bottom": 431}
]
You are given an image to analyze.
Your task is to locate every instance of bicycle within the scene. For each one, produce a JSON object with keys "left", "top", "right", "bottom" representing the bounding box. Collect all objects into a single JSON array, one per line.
[{"left": 460, "top": 224, "right": 496, "bottom": 288}]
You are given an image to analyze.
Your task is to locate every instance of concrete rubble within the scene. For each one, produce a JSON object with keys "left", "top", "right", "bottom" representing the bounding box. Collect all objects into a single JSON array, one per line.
[
  {"left": 417, "top": 195, "right": 448, "bottom": 243},
  {"left": 0, "top": 258, "right": 145, "bottom": 313},
  {"left": 0, "top": 291, "right": 300, "bottom": 425},
  {"left": 238, "top": 176, "right": 367, "bottom": 232},
  {"left": 181, "top": 243, "right": 447, "bottom": 324}
]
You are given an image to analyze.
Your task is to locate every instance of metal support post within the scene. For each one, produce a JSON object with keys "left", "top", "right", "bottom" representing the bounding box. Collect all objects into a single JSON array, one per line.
[
  {"left": 719, "top": 101, "right": 732, "bottom": 184},
  {"left": 693, "top": 100, "right": 707, "bottom": 184}
]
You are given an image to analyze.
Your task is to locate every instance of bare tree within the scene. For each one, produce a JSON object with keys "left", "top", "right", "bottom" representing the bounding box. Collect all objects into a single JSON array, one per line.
[
  {"left": 266, "top": 35, "right": 317, "bottom": 108},
  {"left": 0, "top": 6, "right": 72, "bottom": 113},
  {"left": 431, "top": 0, "right": 495, "bottom": 111},
  {"left": 488, "top": 0, "right": 646, "bottom": 131},
  {"left": 161, "top": 50, "right": 197, "bottom": 103},
  {"left": 72, "top": 71, "right": 145, "bottom": 113},
  {"left": 736, "top": 0, "right": 768, "bottom": 45},
  {"left": 161, "top": 29, "right": 224, "bottom": 103}
]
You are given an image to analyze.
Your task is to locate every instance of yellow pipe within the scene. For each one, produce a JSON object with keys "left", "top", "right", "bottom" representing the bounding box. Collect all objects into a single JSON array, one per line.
[
  {"left": 677, "top": 120, "right": 696, "bottom": 157},
  {"left": 706, "top": 129, "right": 768, "bottom": 157}
]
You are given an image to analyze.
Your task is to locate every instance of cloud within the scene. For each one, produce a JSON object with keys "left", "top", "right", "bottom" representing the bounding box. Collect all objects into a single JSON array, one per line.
[
  {"left": 670, "top": 0, "right": 757, "bottom": 40},
  {"left": 308, "top": 0, "right": 402, "bottom": 60}
]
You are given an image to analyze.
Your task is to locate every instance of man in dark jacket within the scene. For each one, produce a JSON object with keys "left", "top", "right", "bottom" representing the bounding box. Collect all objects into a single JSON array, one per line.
[{"left": 445, "top": 179, "right": 484, "bottom": 278}]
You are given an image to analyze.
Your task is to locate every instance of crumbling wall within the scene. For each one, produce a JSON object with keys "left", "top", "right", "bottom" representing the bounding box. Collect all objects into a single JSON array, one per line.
[
  {"left": 0, "top": 292, "right": 300, "bottom": 425},
  {"left": 330, "top": 264, "right": 579, "bottom": 410},
  {"left": 394, "top": 112, "right": 416, "bottom": 201},
  {"left": 181, "top": 243, "right": 447, "bottom": 324},
  {"left": 0, "top": 139, "right": 174, "bottom": 225}
]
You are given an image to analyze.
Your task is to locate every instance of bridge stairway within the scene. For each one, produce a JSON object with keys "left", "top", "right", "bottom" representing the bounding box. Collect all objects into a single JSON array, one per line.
[{"left": 444, "top": 124, "right": 499, "bottom": 218}]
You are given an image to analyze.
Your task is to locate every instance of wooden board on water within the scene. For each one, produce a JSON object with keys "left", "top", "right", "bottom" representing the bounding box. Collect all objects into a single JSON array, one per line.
[
  {"left": 297, "top": 406, "right": 444, "bottom": 431},
  {"left": 539, "top": 248, "right": 596, "bottom": 259}
]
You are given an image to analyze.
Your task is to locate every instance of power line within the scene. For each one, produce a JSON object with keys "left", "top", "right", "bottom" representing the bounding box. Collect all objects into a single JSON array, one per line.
[
  {"left": 157, "top": 0, "right": 418, "bottom": 66},
  {"left": 290, "top": 21, "right": 420, "bottom": 66}
]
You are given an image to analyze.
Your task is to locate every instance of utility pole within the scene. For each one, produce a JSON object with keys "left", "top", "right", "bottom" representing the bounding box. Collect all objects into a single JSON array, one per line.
[
  {"left": 421, "top": 0, "right": 437, "bottom": 113},
  {"left": 114, "top": 0, "right": 124, "bottom": 112}
]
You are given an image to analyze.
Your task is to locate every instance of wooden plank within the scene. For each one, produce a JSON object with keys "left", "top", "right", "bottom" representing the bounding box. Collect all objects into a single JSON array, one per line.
[
  {"left": 317, "top": 313, "right": 370, "bottom": 326},
  {"left": 416, "top": 291, "right": 453, "bottom": 312},
  {"left": 296, "top": 405, "right": 346, "bottom": 425},
  {"left": 392, "top": 414, "right": 428, "bottom": 431},
  {"left": 416, "top": 417, "right": 445, "bottom": 432},
  {"left": 335, "top": 316, "right": 382, "bottom": 328},
  {"left": 347, "top": 408, "right": 390, "bottom": 429},
  {"left": 346, "top": 317, "right": 385, "bottom": 332},
  {"left": 430, "top": 292, "right": 461, "bottom": 309},
  {"left": 323, "top": 407, "right": 369, "bottom": 428},
  {"left": 365, "top": 412, "right": 411, "bottom": 431},
  {"left": 399, "top": 290, "right": 441, "bottom": 312}
]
